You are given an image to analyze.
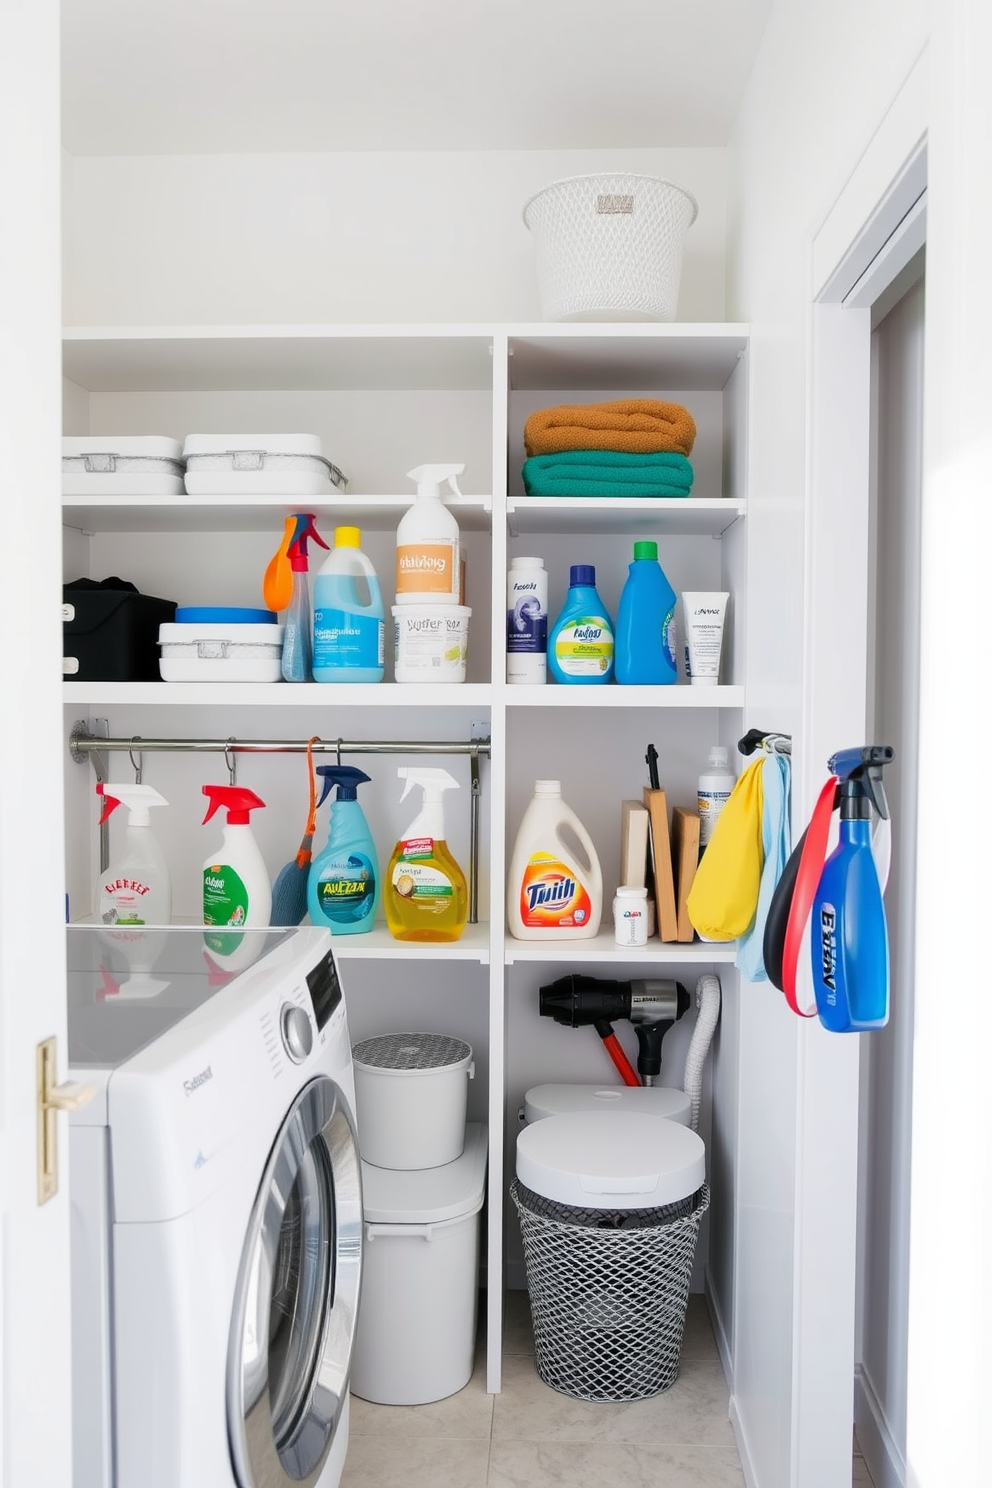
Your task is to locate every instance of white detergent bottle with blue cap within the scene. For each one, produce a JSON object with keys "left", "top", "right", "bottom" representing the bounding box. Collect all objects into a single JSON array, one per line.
[{"left": 95, "top": 782, "right": 172, "bottom": 926}]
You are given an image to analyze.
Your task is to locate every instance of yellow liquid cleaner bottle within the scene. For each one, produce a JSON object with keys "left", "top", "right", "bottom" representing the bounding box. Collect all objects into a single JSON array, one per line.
[{"left": 385, "top": 766, "right": 468, "bottom": 942}]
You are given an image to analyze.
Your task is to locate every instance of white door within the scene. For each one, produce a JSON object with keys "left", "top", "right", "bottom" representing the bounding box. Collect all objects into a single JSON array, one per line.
[{"left": 0, "top": 2, "right": 74, "bottom": 1483}]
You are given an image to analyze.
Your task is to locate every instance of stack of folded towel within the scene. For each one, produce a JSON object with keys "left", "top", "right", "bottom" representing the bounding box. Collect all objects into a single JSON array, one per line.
[{"left": 522, "top": 399, "right": 696, "bottom": 499}]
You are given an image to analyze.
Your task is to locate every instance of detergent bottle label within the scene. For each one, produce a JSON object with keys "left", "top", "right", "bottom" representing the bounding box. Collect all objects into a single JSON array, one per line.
[
  {"left": 396, "top": 542, "right": 457, "bottom": 597},
  {"left": 100, "top": 876, "right": 152, "bottom": 925},
  {"left": 313, "top": 608, "right": 385, "bottom": 670},
  {"left": 316, "top": 854, "right": 376, "bottom": 923},
  {"left": 203, "top": 865, "right": 248, "bottom": 928},
  {"left": 519, "top": 852, "right": 592, "bottom": 928},
  {"left": 553, "top": 616, "right": 613, "bottom": 677},
  {"left": 392, "top": 837, "right": 454, "bottom": 899}
]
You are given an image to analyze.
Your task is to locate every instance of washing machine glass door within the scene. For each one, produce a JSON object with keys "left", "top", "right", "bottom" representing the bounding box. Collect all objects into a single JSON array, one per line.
[{"left": 228, "top": 1075, "right": 362, "bottom": 1487}]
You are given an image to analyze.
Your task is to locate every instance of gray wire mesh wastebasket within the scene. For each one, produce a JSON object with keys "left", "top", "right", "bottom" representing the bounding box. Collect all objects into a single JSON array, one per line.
[{"left": 510, "top": 1177, "right": 710, "bottom": 1401}]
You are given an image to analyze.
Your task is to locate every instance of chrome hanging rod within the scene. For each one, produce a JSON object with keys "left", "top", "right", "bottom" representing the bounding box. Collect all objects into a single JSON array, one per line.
[{"left": 69, "top": 730, "right": 491, "bottom": 761}]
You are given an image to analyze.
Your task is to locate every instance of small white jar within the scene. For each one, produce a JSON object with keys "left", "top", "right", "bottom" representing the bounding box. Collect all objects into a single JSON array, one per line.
[{"left": 613, "top": 885, "right": 650, "bottom": 946}]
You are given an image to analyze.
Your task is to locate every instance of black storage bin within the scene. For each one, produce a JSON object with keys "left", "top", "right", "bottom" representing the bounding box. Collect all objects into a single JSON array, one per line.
[{"left": 63, "top": 578, "right": 177, "bottom": 682}]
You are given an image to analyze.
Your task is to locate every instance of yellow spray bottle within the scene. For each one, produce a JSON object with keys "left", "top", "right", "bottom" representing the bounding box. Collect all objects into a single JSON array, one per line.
[{"left": 385, "top": 767, "right": 467, "bottom": 942}]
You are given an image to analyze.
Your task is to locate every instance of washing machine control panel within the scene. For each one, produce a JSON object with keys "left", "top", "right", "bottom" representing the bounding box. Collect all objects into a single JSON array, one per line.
[{"left": 280, "top": 1003, "right": 314, "bottom": 1063}]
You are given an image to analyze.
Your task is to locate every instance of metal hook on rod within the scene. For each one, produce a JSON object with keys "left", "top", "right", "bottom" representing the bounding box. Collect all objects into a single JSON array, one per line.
[
  {"left": 336, "top": 737, "right": 343, "bottom": 769},
  {"left": 128, "top": 737, "right": 143, "bottom": 784},
  {"left": 224, "top": 739, "right": 238, "bottom": 786}
]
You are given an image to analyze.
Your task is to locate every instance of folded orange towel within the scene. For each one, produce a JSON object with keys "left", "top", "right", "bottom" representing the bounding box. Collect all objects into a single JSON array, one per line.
[{"left": 524, "top": 399, "right": 697, "bottom": 458}]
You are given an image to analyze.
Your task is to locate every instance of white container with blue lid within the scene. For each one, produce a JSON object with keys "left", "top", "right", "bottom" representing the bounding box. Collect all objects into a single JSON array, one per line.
[{"left": 158, "top": 607, "right": 283, "bottom": 682}]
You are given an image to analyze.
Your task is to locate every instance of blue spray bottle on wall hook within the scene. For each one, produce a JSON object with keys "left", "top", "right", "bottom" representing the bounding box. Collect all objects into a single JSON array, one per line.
[{"left": 811, "top": 745, "right": 894, "bottom": 1033}]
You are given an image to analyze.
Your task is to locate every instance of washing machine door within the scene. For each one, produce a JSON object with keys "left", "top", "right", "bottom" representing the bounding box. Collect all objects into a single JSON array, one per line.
[{"left": 228, "top": 1075, "right": 362, "bottom": 1488}]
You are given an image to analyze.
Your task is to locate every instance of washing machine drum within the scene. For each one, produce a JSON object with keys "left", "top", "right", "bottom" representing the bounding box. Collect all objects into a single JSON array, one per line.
[{"left": 227, "top": 1075, "right": 362, "bottom": 1487}]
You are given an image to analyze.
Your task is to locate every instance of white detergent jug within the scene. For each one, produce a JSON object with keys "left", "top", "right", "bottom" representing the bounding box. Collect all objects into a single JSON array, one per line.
[{"left": 507, "top": 780, "right": 602, "bottom": 940}]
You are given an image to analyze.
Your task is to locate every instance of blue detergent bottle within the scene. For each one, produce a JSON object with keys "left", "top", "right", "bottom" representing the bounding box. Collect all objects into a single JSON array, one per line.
[
  {"left": 614, "top": 540, "right": 678, "bottom": 685},
  {"left": 811, "top": 746, "right": 895, "bottom": 1032},
  {"left": 312, "top": 525, "right": 385, "bottom": 683},
  {"left": 548, "top": 564, "right": 614, "bottom": 685},
  {"left": 307, "top": 766, "right": 380, "bottom": 935}
]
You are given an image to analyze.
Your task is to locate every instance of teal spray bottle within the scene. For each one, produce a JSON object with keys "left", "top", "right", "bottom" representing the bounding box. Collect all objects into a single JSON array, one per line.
[
  {"left": 282, "top": 513, "right": 329, "bottom": 683},
  {"left": 307, "top": 766, "right": 380, "bottom": 934},
  {"left": 811, "top": 746, "right": 894, "bottom": 1032}
]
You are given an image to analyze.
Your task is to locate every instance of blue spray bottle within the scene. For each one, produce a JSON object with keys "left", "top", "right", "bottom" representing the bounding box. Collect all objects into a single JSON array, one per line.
[
  {"left": 811, "top": 746, "right": 894, "bottom": 1032},
  {"left": 307, "top": 766, "right": 380, "bottom": 935},
  {"left": 281, "top": 513, "right": 329, "bottom": 683}
]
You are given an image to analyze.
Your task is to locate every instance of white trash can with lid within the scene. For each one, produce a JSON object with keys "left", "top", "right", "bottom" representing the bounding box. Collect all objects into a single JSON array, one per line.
[
  {"left": 350, "top": 1123, "right": 488, "bottom": 1406},
  {"left": 512, "top": 1111, "right": 709, "bottom": 1401},
  {"left": 522, "top": 1082, "right": 691, "bottom": 1127},
  {"left": 352, "top": 1032, "right": 474, "bottom": 1170}
]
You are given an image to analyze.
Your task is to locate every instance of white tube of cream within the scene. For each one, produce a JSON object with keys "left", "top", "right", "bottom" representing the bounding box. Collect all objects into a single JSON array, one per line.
[{"left": 682, "top": 592, "right": 729, "bottom": 685}]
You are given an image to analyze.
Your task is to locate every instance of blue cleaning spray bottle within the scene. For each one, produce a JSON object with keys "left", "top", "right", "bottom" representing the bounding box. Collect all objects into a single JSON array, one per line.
[
  {"left": 282, "top": 513, "right": 329, "bottom": 682},
  {"left": 811, "top": 745, "right": 895, "bottom": 1032},
  {"left": 307, "top": 766, "right": 380, "bottom": 934}
]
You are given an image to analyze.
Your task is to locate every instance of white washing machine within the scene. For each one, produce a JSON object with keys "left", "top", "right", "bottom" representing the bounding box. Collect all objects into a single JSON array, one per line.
[{"left": 68, "top": 923, "right": 362, "bottom": 1488}]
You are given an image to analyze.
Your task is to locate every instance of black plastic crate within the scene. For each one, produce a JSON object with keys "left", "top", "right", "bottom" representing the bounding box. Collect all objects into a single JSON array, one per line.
[{"left": 63, "top": 578, "right": 177, "bottom": 682}]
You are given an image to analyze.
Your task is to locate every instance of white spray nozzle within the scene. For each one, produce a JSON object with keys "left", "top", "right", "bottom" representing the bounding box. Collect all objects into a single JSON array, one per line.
[
  {"left": 407, "top": 463, "right": 465, "bottom": 500},
  {"left": 97, "top": 783, "right": 169, "bottom": 827},
  {"left": 398, "top": 766, "right": 460, "bottom": 804}
]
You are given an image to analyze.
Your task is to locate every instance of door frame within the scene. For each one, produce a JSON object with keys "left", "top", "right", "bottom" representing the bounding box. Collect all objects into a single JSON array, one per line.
[{"left": 0, "top": 1, "right": 73, "bottom": 1483}]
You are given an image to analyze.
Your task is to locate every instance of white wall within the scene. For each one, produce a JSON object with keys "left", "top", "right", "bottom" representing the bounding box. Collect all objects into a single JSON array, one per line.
[
  {"left": 63, "top": 148, "right": 727, "bottom": 326},
  {"left": 727, "top": 4, "right": 927, "bottom": 1487}
]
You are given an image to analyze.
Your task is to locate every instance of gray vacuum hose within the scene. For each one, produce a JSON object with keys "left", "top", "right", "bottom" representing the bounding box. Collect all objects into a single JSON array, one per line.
[{"left": 683, "top": 974, "right": 722, "bottom": 1131}]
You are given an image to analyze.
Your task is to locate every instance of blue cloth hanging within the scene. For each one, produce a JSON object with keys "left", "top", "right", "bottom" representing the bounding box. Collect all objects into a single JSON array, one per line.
[{"left": 737, "top": 750, "right": 791, "bottom": 982}]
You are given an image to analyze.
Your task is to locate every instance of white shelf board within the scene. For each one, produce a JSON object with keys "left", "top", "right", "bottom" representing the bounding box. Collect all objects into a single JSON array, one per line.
[
  {"left": 504, "top": 931, "right": 736, "bottom": 964},
  {"left": 64, "top": 681, "right": 493, "bottom": 709},
  {"left": 62, "top": 492, "right": 493, "bottom": 535},
  {"left": 62, "top": 325, "right": 497, "bottom": 393},
  {"left": 330, "top": 921, "right": 490, "bottom": 962},
  {"left": 507, "top": 496, "right": 744, "bottom": 537},
  {"left": 507, "top": 324, "right": 749, "bottom": 391},
  {"left": 502, "top": 684, "right": 744, "bottom": 708}
]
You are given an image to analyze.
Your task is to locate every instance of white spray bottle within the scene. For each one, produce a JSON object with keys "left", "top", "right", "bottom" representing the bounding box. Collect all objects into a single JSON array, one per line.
[
  {"left": 95, "top": 782, "right": 172, "bottom": 926},
  {"left": 201, "top": 786, "right": 271, "bottom": 956},
  {"left": 396, "top": 463, "right": 465, "bottom": 605},
  {"left": 385, "top": 766, "right": 468, "bottom": 942}
]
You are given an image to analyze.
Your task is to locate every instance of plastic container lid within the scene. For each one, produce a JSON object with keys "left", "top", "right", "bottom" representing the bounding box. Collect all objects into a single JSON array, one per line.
[
  {"left": 361, "top": 1123, "right": 488, "bottom": 1225},
  {"left": 174, "top": 607, "right": 277, "bottom": 625},
  {"left": 182, "top": 433, "right": 324, "bottom": 457},
  {"left": 523, "top": 1083, "right": 692, "bottom": 1128},
  {"left": 516, "top": 1110, "right": 704, "bottom": 1209},
  {"left": 633, "top": 540, "right": 658, "bottom": 560},
  {"left": 62, "top": 436, "right": 184, "bottom": 460},
  {"left": 352, "top": 1032, "right": 473, "bottom": 1076},
  {"left": 570, "top": 565, "right": 595, "bottom": 587}
]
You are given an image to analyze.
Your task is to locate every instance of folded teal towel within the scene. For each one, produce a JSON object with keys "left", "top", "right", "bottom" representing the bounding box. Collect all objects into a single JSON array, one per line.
[{"left": 522, "top": 449, "right": 694, "bottom": 498}]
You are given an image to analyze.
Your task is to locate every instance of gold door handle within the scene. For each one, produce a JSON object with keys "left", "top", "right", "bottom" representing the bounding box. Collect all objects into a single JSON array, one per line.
[{"left": 37, "top": 1037, "right": 97, "bottom": 1205}]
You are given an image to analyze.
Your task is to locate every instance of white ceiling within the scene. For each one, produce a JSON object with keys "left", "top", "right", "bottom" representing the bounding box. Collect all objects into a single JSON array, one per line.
[{"left": 61, "top": 0, "right": 774, "bottom": 156}]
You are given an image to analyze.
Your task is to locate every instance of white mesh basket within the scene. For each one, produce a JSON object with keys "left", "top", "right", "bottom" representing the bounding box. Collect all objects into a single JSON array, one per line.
[{"left": 523, "top": 173, "right": 698, "bottom": 323}]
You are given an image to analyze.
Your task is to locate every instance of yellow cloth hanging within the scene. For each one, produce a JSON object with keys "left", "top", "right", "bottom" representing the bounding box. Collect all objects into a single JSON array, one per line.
[{"left": 686, "top": 758, "right": 765, "bottom": 941}]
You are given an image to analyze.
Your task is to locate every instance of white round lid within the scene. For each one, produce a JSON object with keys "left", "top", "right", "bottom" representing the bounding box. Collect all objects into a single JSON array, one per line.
[
  {"left": 361, "top": 1123, "right": 488, "bottom": 1225},
  {"left": 524, "top": 1083, "right": 691, "bottom": 1128},
  {"left": 516, "top": 1111, "right": 704, "bottom": 1210}
]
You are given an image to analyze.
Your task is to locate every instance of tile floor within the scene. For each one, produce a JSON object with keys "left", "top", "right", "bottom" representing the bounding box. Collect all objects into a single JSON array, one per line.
[
  {"left": 343, "top": 1290, "right": 875, "bottom": 1487},
  {"left": 343, "top": 1290, "right": 879, "bottom": 1487}
]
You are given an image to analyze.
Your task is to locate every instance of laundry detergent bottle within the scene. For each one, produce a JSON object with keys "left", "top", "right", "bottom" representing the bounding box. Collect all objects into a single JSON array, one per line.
[
  {"left": 95, "top": 782, "right": 172, "bottom": 926},
  {"left": 396, "top": 463, "right": 464, "bottom": 606},
  {"left": 307, "top": 766, "right": 380, "bottom": 935},
  {"left": 312, "top": 525, "right": 385, "bottom": 683},
  {"left": 811, "top": 747, "right": 894, "bottom": 1032},
  {"left": 548, "top": 565, "right": 614, "bottom": 684},
  {"left": 385, "top": 767, "right": 467, "bottom": 942},
  {"left": 201, "top": 785, "right": 271, "bottom": 951},
  {"left": 508, "top": 780, "right": 603, "bottom": 940},
  {"left": 614, "top": 540, "right": 678, "bottom": 685}
]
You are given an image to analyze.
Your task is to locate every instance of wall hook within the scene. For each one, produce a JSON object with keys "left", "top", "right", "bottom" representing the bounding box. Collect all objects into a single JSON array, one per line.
[
  {"left": 128, "top": 737, "right": 143, "bottom": 784},
  {"left": 224, "top": 738, "right": 238, "bottom": 786}
]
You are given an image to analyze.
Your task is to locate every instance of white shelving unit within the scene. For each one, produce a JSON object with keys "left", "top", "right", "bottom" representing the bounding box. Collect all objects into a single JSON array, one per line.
[{"left": 62, "top": 320, "right": 750, "bottom": 1393}]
